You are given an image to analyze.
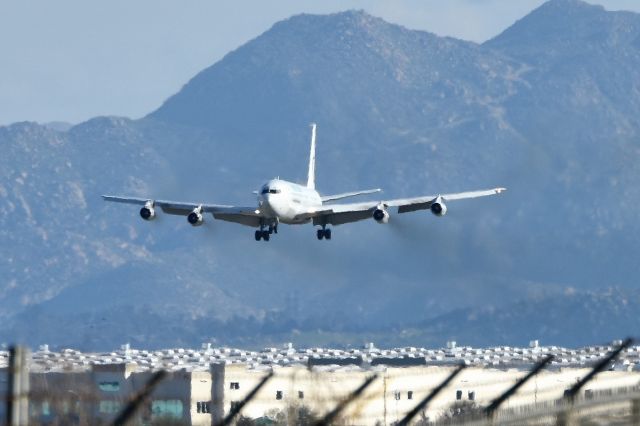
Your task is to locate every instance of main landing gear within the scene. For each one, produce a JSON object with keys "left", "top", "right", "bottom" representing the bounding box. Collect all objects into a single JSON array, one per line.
[
  {"left": 316, "top": 226, "right": 332, "bottom": 240},
  {"left": 255, "top": 222, "right": 277, "bottom": 242},
  {"left": 255, "top": 230, "right": 270, "bottom": 241}
]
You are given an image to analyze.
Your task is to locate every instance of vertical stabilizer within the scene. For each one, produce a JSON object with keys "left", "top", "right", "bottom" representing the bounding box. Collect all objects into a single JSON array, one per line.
[{"left": 307, "top": 123, "right": 317, "bottom": 189}]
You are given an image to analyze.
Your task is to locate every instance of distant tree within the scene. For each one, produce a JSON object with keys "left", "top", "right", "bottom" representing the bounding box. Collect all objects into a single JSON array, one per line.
[
  {"left": 236, "top": 415, "right": 258, "bottom": 426},
  {"left": 411, "top": 409, "right": 430, "bottom": 425},
  {"left": 440, "top": 400, "right": 483, "bottom": 423},
  {"left": 150, "top": 419, "right": 187, "bottom": 426},
  {"left": 295, "top": 405, "right": 318, "bottom": 425},
  {"left": 264, "top": 404, "right": 319, "bottom": 426}
]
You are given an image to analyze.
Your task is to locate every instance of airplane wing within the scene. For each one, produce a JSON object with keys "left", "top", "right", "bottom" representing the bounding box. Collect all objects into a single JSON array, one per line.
[
  {"left": 211, "top": 207, "right": 263, "bottom": 227},
  {"left": 389, "top": 188, "right": 506, "bottom": 213},
  {"left": 320, "top": 188, "right": 382, "bottom": 203},
  {"left": 298, "top": 187, "right": 506, "bottom": 226},
  {"left": 101, "top": 195, "right": 262, "bottom": 227}
]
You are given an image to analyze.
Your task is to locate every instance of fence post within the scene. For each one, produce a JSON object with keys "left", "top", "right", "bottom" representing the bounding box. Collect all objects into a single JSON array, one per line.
[
  {"left": 7, "top": 346, "right": 30, "bottom": 426},
  {"left": 631, "top": 397, "right": 640, "bottom": 426}
]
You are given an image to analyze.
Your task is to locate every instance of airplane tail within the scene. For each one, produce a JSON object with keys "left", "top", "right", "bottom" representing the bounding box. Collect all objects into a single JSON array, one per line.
[{"left": 307, "top": 123, "right": 317, "bottom": 189}]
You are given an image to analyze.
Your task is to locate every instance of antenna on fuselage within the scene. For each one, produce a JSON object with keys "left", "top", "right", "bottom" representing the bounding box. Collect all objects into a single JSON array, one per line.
[{"left": 307, "top": 123, "right": 317, "bottom": 190}]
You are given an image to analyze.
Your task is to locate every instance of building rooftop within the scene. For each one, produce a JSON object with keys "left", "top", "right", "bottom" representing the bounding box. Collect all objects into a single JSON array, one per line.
[{"left": 1, "top": 342, "right": 638, "bottom": 373}]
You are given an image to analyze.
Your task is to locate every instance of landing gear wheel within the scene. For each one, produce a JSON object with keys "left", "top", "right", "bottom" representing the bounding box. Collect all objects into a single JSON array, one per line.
[
  {"left": 317, "top": 229, "right": 324, "bottom": 240},
  {"left": 262, "top": 230, "right": 270, "bottom": 241},
  {"left": 324, "top": 228, "right": 332, "bottom": 240},
  {"left": 255, "top": 230, "right": 262, "bottom": 241}
]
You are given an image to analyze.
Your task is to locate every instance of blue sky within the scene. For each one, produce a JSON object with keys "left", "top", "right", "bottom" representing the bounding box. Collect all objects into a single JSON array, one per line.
[{"left": 1, "top": 0, "right": 638, "bottom": 125}]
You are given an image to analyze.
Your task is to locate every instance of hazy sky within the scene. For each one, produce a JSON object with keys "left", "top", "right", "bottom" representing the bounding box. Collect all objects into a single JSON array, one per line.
[{"left": 1, "top": 0, "right": 638, "bottom": 126}]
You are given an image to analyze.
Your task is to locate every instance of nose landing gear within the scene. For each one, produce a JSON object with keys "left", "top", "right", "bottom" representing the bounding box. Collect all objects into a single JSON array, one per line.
[{"left": 255, "top": 220, "right": 277, "bottom": 241}]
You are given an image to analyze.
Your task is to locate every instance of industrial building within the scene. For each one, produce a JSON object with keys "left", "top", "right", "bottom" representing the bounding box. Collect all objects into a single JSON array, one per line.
[{"left": 1, "top": 342, "right": 639, "bottom": 424}]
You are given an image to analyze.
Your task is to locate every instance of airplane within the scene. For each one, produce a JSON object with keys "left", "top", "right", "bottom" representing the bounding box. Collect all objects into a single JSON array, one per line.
[{"left": 103, "top": 124, "right": 506, "bottom": 241}]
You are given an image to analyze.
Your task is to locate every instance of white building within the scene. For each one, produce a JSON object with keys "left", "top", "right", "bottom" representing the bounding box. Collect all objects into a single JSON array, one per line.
[
  {"left": 1, "top": 343, "right": 639, "bottom": 424},
  {"left": 218, "top": 363, "right": 640, "bottom": 424}
]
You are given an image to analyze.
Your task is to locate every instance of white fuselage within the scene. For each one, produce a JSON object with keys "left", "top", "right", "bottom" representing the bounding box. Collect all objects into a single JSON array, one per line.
[{"left": 257, "top": 179, "right": 322, "bottom": 224}]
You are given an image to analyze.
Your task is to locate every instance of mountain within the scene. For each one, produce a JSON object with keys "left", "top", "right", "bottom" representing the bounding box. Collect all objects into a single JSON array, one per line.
[
  {"left": 411, "top": 287, "right": 640, "bottom": 348},
  {"left": 1, "top": 0, "right": 639, "bottom": 350}
]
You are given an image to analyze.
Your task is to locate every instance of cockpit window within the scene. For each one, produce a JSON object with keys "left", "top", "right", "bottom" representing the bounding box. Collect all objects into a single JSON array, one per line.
[{"left": 261, "top": 187, "right": 281, "bottom": 194}]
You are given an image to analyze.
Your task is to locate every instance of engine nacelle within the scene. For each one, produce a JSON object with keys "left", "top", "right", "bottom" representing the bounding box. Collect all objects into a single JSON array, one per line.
[
  {"left": 373, "top": 206, "right": 389, "bottom": 224},
  {"left": 430, "top": 197, "right": 447, "bottom": 217},
  {"left": 139, "top": 201, "right": 155, "bottom": 221},
  {"left": 187, "top": 206, "right": 204, "bottom": 226}
]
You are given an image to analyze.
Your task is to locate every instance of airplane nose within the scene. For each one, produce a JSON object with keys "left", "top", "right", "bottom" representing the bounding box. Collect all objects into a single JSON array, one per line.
[
  {"left": 266, "top": 193, "right": 278, "bottom": 203},
  {"left": 260, "top": 195, "right": 274, "bottom": 213}
]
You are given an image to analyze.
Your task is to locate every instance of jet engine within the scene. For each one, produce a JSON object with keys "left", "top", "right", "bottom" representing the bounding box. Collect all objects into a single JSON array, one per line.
[
  {"left": 430, "top": 197, "right": 447, "bottom": 217},
  {"left": 139, "top": 201, "right": 155, "bottom": 221},
  {"left": 187, "top": 206, "right": 204, "bottom": 226},
  {"left": 373, "top": 206, "right": 389, "bottom": 224}
]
